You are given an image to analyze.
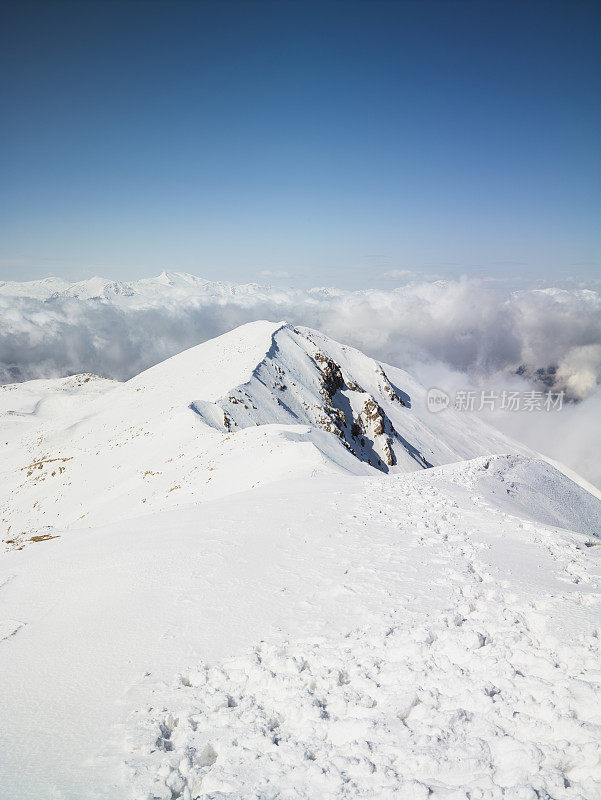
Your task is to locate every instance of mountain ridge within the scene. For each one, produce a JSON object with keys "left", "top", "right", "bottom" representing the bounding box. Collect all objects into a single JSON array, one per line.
[{"left": 0, "top": 320, "right": 523, "bottom": 548}]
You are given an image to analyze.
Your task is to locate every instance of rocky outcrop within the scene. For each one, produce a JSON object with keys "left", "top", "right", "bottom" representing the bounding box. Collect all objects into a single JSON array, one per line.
[
  {"left": 358, "top": 397, "right": 387, "bottom": 436},
  {"left": 383, "top": 437, "right": 396, "bottom": 467},
  {"left": 315, "top": 353, "right": 345, "bottom": 399},
  {"left": 376, "top": 366, "right": 407, "bottom": 406},
  {"left": 351, "top": 397, "right": 397, "bottom": 467}
]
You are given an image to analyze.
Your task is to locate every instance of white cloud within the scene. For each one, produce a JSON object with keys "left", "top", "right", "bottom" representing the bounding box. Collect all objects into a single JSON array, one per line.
[
  {"left": 489, "top": 389, "right": 601, "bottom": 490},
  {"left": 1, "top": 278, "right": 599, "bottom": 400},
  {"left": 380, "top": 269, "right": 444, "bottom": 282}
]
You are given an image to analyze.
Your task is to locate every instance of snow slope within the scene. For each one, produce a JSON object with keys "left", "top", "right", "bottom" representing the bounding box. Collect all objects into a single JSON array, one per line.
[
  {"left": 0, "top": 323, "right": 600, "bottom": 800},
  {"left": 0, "top": 321, "right": 519, "bottom": 548},
  {"left": 0, "top": 459, "right": 600, "bottom": 799}
]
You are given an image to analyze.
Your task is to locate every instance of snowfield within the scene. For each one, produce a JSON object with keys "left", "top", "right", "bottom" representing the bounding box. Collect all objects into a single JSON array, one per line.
[{"left": 0, "top": 322, "right": 600, "bottom": 799}]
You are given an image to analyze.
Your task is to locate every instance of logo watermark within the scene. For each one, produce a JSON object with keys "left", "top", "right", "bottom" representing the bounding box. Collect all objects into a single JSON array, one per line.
[
  {"left": 427, "top": 387, "right": 451, "bottom": 413},
  {"left": 427, "top": 388, "right": 564, "bottom": 413}
]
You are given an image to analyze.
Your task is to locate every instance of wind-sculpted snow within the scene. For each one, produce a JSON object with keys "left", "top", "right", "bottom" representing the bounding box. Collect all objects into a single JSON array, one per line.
[{"left": 428, "top": 454, "right": 601, "bottom": 538}]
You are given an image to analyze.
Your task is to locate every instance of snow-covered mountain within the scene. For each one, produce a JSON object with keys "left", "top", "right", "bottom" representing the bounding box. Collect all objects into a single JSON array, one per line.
[
  {"left": 0, "top": 322, "right": 600, "bottom": 800},
  {"left": 0, "top": 320, "right": 519, "bottom": 547},
  {"left": 0, "top": 271, "right": 274, "bottom": 305}
]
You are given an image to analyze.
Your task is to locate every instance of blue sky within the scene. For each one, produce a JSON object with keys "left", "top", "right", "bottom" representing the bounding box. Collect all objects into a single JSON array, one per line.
[{"left": 1, "top": 0, "right": 599, "bottom": 287}]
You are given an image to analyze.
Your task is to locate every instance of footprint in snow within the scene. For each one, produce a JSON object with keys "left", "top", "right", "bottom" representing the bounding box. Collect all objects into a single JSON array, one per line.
[{"left": 0, "top": 619, "right": 25, "bottom": 642}]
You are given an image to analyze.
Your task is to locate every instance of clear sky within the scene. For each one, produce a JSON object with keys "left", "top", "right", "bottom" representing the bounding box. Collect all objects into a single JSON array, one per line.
[{"left": 1, "top": 0, "right": 599, "bottom": 287}]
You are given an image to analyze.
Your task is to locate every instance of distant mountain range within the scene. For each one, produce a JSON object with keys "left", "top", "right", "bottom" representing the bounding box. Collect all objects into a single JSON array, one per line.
[{"left": 0, "top": 271, "right": 360, "bottom": 304}]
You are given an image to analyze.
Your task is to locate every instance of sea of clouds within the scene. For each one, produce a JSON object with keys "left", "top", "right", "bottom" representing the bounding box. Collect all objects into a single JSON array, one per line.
[{"left": 1, "top": 275, "right": 600, "bottom": 486}]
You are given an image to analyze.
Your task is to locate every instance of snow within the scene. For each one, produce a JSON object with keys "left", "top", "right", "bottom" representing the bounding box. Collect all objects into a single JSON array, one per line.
[
  {"left": 0, "top": 322, "right": 600, "bottom": 799},
  {"left": 0, "top": 321, "right": 521, "bottom": 546},
  {"left": 0, "top": 276, "right": 72, "bottom": 299}
]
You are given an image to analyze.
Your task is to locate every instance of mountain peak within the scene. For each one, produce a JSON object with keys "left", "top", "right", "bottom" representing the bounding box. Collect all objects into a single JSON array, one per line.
[{"left": 155, "top": 270, "right": 196, "bottom": 285}]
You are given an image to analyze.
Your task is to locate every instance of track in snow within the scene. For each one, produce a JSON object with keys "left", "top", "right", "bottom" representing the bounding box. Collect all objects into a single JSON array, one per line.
[{"left": 125, "top": 479, "right": 601, "bottom": 800}]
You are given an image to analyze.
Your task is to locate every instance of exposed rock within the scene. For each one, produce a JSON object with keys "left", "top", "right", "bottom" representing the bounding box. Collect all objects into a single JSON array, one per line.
[
  {"left": 376, "top": 366, "right": 406, "bottom": 406},
  {"left": 314, "top": 353, "right": 345, "bottom": 398},
  {"left": 360, "top": 398, "right": 387, "bottom": 436},
  {"left": 383, "top": 437, "right": 396, "bottom": 467}
]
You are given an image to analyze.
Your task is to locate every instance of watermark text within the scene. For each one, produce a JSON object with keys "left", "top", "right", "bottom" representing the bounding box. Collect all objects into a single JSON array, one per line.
[{"left": 427, "top": 388, "right": 564, "bottom": 413}]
